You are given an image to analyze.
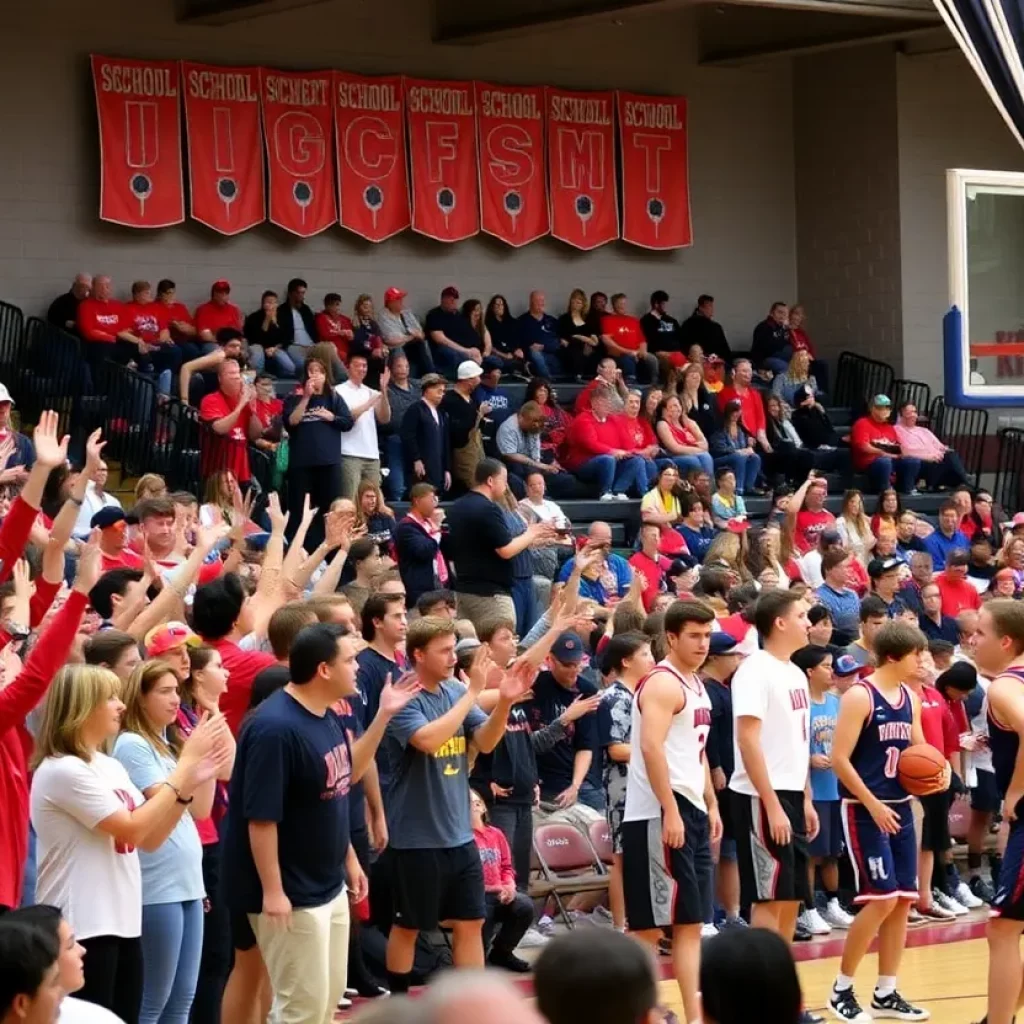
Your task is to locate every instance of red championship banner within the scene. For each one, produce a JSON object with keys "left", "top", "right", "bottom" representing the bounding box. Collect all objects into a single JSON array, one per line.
[
  {"left": 260, "top": 68, "right": 337, "bottom": 237},
  {"left": 617, "top": 93, "right": 691, "bottom": 250},
  {"left": 334, "top": 72, "right": 410, "bottom": 242},
  {"left": 182, "top": 62, "right": 264, "bottom": 235},
  {"left": 546, "top": 88, "right": 618, "bottom": 250},
  {"left": 474, "top": 82, "right": 548, "bottom": 246},
  {"left": 404, "top": 78, "right": 479, "bottom": 242},
  {"left": 91, "top": 56, "right": 184, "bottom": 228}
]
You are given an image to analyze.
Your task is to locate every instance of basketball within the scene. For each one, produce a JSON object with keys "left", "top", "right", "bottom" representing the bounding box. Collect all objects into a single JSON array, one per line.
[{"left": 897, "top": 743, "right": 947, "bottom": 796}]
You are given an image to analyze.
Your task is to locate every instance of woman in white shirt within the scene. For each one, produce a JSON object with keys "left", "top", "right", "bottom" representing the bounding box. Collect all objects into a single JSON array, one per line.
[
  {"left": 31, "top": 664, "right": 225, "bottom": 1024},
  {"left": 113, "top": 661, "right": 226, "bottom": 1024},
  {"left": 835, "top": 488, "right": 875, "bottom": 564}
]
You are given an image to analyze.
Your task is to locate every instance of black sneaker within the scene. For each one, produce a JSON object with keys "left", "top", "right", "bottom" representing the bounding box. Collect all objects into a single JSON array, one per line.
[
  {"left": 801, "top": 1012, "right": 825, "bottom": 1024},
  {"left": 870, "top": 990, "right": 930, "bottom": 1020},
  {"left": 970, "top": 876, "right": 996, "bottom": 904},
  {"left": 794, "top": 920, "right": 813, "bottom": 942},
  {"left": 488, "top": 951, "right": 531, "bottom": 974},
  {"left": 830, "top": 986, "right": 871, "bottom": 1023}
]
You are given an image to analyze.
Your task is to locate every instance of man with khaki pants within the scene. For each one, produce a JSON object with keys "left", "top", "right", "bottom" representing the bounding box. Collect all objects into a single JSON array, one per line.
[
  {"left": 222, "top": 622, "right": 418, "bottom": 1023},
  {"left": 336, "top": 350, "right": 391, "bottom": 499}
]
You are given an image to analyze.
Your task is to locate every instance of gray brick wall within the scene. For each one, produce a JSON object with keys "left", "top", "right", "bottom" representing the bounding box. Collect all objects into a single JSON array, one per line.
[
  {"left": 793, "top": 46, "right": 903, "bottom": 369},
  {"left": 0, "top": 0, "right": 796, "bottom": 345}
]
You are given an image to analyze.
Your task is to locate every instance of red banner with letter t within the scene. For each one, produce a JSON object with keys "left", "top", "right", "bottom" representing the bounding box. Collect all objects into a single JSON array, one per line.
[
  {"left": 475, "top": 82, "right": 548, "bottom": 246},
  {"left": 404, "top": 77, "right": 479, "bottom": 242},
  {"left": 334, "top": 72, "right": 409, "bottom": 242},
  {"left": 182, "top": 62, "right": 265, "bottom": 235},
  {"left": 546, "top": 87, "right": 617, "bottom": 250},
  {"left": 260, "top": 68, "right": 336, "bottom": 237},
  {"left": 91, "top": 55, "right": 184, "bottom": 228},
  {"left": 618, "top": 92, "right": 691, "bottom": 250}
]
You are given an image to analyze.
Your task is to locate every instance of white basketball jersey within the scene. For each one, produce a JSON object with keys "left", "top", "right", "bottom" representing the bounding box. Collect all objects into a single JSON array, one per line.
[{"left": 624, "top": 658, "right": 712, "bottom": 821}]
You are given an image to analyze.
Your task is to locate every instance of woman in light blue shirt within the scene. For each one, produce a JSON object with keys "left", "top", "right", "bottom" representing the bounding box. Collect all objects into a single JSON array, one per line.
[{"left": 114, "top": 661, "right": 223, "bottom": 1024}]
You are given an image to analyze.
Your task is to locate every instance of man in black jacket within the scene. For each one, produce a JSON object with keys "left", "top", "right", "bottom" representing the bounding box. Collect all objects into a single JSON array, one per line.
[
  {"left": 639, "top": 290, "right": 682, "bottom": 356},
  {"left": 751, "top": 301, "right": 792, "bottom": 374},
  {"left": 677, "top": 294, "right": 732, "bottom": 364},
  {"left": 276, "top": 277, "right": 319, "bottom": 355},
  {"left": 400, "top": 373, "right": 450, "bottom": 497},
  {"left": 47, "top": 274, "right": 92, "bottom": 336}
]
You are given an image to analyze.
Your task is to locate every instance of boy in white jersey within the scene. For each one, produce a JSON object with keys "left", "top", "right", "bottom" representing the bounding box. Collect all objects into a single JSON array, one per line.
[
  {"left": 730, "top": 589, "right": 821, "bottom": 1024},
  {"left": 622, "top": 600, "right": 722, "bottom": 1024}
]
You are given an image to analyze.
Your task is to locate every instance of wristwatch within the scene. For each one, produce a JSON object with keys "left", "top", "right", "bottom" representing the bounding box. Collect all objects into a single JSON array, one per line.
[{"left": 1, "top": 618, "right": 30, "bottom": 641}]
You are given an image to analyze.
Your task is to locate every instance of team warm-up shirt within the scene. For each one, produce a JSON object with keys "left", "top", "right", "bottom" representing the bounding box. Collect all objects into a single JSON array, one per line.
[
  {"left": 381, "top": 680, "right": 487, "bottom": 849},
  {"left": 729, "top": 649, "right": 811, "bottom": 796}
]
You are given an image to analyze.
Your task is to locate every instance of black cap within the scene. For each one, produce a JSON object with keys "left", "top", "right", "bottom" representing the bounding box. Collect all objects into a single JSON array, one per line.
[
  {"left": 481, "top": 356, "right": 503, "bottom": 372},
  {"left": 868, "top": 556, "right": 903, "bottom": 579},
  {"left": 91, "top": 507, "right": 128, "bottom": 530}
]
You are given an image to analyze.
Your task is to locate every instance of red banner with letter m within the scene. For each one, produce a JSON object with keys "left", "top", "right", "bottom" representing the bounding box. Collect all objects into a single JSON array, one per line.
[
  {"left": 260, "top": 68, "right": 337, "bottom": 237},
  {"left": 546, "top": 87, "right": 617, "bottom": 250},
  {"left": 618, "top": 92, "right": 691, "bottom": 250},
  {"left": 91, "top": 55, "right": 184, "bottom": 228}
]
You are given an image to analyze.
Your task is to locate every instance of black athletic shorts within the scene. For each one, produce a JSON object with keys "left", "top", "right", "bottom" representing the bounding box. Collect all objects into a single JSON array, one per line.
[
  {"left": 972, "top": 769, "right": 1001, "bottom": 814},
  {"left": 391, "top": 842, "right": 486, "bottom": 931},
  {"left": 735, "top": 789, "right": 812, "bottom": 906},
  {"left": 920, "top": 789, "right": 952, "bottom": 853},
  {"left": 717, "top": 786, "right": 736, "bottom": 842},
  {"left": 230, "top": 909, "right": 257, "bottom": 952},
  {"left": 621, "top": 791, "right": 712, "bottom": 930},
  {"left": 994, "top": 818, "right": 1024, "bottom": 921}
]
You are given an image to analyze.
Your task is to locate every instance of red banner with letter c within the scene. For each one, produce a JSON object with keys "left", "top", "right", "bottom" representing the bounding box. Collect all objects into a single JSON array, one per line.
[
  {"left": 260, "top": 68, "right": 337, "bottom": 237},
  {"left": 618, "top": 92, "right": 691, "bottom": 250},
  {"left": 546, "top": 87, "right": 617, "bottom": 250},
  {"left": 182, "top": 62, "right": 265, "bottom": 235},
  {"left": 334, "top": 72, "right": 410, "bottom": 242},
  {"left": 404, "top": 77, "right": 479, "bottom": 242},
  {"left": 475, "top": 82, "right": 548, "bottom": 246},
  {"left": 91, "top": 55, "right": 184, "bottom": 228}
]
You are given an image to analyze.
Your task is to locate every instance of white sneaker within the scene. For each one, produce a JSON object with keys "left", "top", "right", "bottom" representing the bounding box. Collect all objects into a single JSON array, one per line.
[
  {"left": 701, "top": 923, "right": 719, "bottom": 937},
  {"left": 591, "top": 906, "right": 615, "bottom": 926},
  {"left": 614, "top": 492, "right": 630, "bottom": 501},
  {"left": 599, "top": 493, "right": 615, "bottom": 502},
  {"left": 933, "top": 888, "right": 968, "bottom": 916},
  {"left": 338, "top": 997, "right": 353, "bottom": 1010},
  {"left": 518, "top": 927, "right": 549, "bottom": 948},
  {"left": 536, "top": 915, "right": 556, "bottom": 936},
  {"left": 955, "top": 881, "right": 985, "bottom": 909},
  {"left": 799, "top": 908, "right": 832, "bottom": 935},
  {"left": 822, "top": 898, "right": 853, "bottom": 929}
]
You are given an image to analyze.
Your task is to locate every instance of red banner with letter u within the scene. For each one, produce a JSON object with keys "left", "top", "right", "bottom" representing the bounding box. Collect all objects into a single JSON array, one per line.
[
  {"left": 404, "top": 77, "right": 479, "bottom": 242},
  {"left": 260, "top": 68, "right": 336, "bottom": 237},
  {"left": 546, "top": 87, "right": 617, "bottom": 250},
  {"left": 334, "top": 72, "right": 410, "bottom": 242},
  {"left": 618, "top": 92, "right": 691, "bottom": 250},
  {"left": 182, "top": 62, "right": 264, "bottom": 235},
  {"left": 475, "top": 82, "right": 548, "bottom": 246},
  {"left": 91, "top": 55, "right": 184, "bottom": 228}
]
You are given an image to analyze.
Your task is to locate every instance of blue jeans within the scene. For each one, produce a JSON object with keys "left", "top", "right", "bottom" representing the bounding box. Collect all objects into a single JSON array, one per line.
[
  {"left": 383, "top": 433, "right": 406, "bottom": 501},
  {"left": 578, "top": 781, "right": 606, "bottom": 813},
  {"left": 20, "top": 825, "right": 36, "bottom": 907},
  {"left": 430, "top": 342, "right": 463, "bottom": 375},
  {"left": 866, "top": 456, "right": 920, "bottom": 494},
  {"left": 618, "top": 352, "right": 659, "bottom": 383},
  {"left": 140, "top": 899, "right": 204, "bottom": 1024},
  {"left": 139, "top": 343, "right": 184, "bottom": 398},
  {"left": 762, "top": 346, "right": 793, "bottom": 376},
  {"left": 528, "top": 347, "right": 559, "bottom": 378},
  {"left": 512, "top": 577, "right": 539, "bottom": 636},
  {"left": 576, "top": 454, "right": 646, "bottom": 497},
  {"left": 399, "top": 338, "right": 435, "bottom": 377},
  {"left": 714, "top": 452, "right": 761, "bottom": 494},
  {"left": 662, "top": 453, "right": 714, "bottom": 477},
  {"left": 248, "top": 345, "right": 297, "bottom": 378},
  {"left": 921, "top": 450, "right": 970, "bottom": 489}
]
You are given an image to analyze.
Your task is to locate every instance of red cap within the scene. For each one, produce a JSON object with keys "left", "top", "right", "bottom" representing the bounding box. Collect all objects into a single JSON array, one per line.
[
  {"left": 441, "top": 285, "right": 460, "bottom": 300},
  {"left": 211, "top": 279, "right": 231, "bottom": 294},
  {"left": 145, "top": 621, "right": 200, "bottom": 658},
  {"left": 384, "top": 287, "right": 407, "bottom": 303}
]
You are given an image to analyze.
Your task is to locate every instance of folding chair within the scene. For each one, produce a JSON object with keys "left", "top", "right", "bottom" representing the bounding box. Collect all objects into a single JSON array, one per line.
[
  {"left": 532, "top": 822, "right": 610, "bottom": 927},
  {"left": 588, "top": 818, "right": 615, "bottom": 869}
]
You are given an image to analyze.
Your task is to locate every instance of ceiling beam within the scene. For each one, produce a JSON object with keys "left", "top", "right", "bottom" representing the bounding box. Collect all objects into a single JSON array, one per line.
[
  {"left": 177, "top": 0, "right": 333, "bottom": 25},
  {"left": 716, "top": 0, "right": 939, "bottom": 21}
]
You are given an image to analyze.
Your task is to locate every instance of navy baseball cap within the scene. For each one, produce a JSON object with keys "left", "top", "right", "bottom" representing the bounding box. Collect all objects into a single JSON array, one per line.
[
  {"left": 833, "top": 654, "right": 860, "bottom": 677},
  {"left": 708, "top": 632, "right": 739, "bottom": 656},
  {"left": 91, "top": 507, "right": 129, "bottom": 530},
  {"left": 868, "top": 556, "right": 903, "bottom": 579},
  {"left": 481, "top": 356, "right": 503, "bottom": 372},
  {"left": 551, "top": 632, "right": 585, "bottom": 664}
]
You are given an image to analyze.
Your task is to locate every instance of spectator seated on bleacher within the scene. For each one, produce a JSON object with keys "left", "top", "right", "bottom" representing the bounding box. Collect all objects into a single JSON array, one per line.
[
  {"left": 378, "top": 286, "right": 434, "bottom": 377},
  {"left": 750, "top": 301, "right": 792, "bottom": 376},
  {"left": 678, "top": 294, "right": 732, "bottom": 365},
  {"left": 708, "top": 401, "right": 761, "bottom": 497},
  {"left": 676, "top": 361, "right": 720, "bottom": 439},
  {"left": 474, "top": 357, "right": 514, "bottom": 425},
  {"left": 575, "top": 359, "right": 628, "bottom": 415},
  {"left": 894, "top": 400, "right": 971, "bottom": 491},
  {"left": 193, "top": 278, "right": 242, "bottom": 346},
  {"left": 243, "top": 290, "right": 297, "bottom": 378},
  {"left": 655, "top": 393, "right": 715, "bottom": 480},
  {"left": 787, "top": 304, "right": 830, "bottom": 393},
  {"left": 716, "top": 359, "right": 770, "bottom": 457},
  {"left": 47, "top": 272, "right": 92, "bottom": 335},
  {"left": 485, "top": 294, "right": 527, "bottom": 374},
  {"left": 496, "top": 402, "right": 577, "bottom": 500},
  {"left": 639, "top": 290, "right": 684, "bottom": 365},
  {"left": 556, "top": 288, "right": 601, "bottom": 379},
  {"left": 789, "top": 384, "right": 844, "bottom": 454},
  {"left": 426, "top": 285, "right": 483, "bottom": 373},
  {"left": 770, "top": 349, "right": 819, "bottom": 407},
  {"left": 850, "top": 394, "right": 921, "bottom": 495},
  {"left": 518, "top": 291, "right": 567, "bottom": 379},
  {"left": 564, "top": 387, "right": 648, "bottom": 501},
  {"left": 599, "top": 293, "right": 658, "bottom": 384},
  {"left": 0, "top": 385, "right": 33, "bottom": 476}
]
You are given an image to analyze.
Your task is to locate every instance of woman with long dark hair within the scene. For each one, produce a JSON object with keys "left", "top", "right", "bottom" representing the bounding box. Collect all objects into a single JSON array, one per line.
[
  {"left": 485, "top": 295, "right": 525, "bottom": 371},
  {"left": 462, "top": 299, "right": 493, "bottom": 359},
  {"left": 708, "top": 399, "right": 762, "bottom": 496},
  {"left": 525, "top": 377, "right": 573, "bottom": 467},
  {"left": 654, "top": 394, "right": 714, "bottom": 477},
  {"left": 282, "top": 344, "right": 355, "bottom": 551}
]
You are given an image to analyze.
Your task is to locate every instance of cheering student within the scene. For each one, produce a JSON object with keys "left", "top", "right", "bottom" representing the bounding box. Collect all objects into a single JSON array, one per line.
[{"left": 828, "top": 622, "right": 935, "bottom": 1023}]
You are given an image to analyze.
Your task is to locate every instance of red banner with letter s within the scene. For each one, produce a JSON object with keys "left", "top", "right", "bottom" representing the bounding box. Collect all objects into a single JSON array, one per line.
[
  {"left": 547, "top": 87, "right": 617, "bottom": 250},
  {"left": 260, "top": 68, "right": 336, "bottom": 237},
  {"left": 91, "top": 55, "right": 184, "bottom": 228},
  {"left": 475, "top": 82, "right": 548, "bottom": 246},
  {"left": 182, "top": 62, "right": 264, "bottom": 235},
  {"left": 404, "top": 77, "right": 479, "bottom": 242},
  {"left": 334, "top": 72, "right": 410, "bottom": 242},
  {"left": 618, "top": 92, "right": 691, "bottom": 250}
]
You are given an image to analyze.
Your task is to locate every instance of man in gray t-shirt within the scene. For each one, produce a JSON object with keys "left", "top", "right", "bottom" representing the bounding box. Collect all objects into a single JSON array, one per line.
[{"left": 382, "top": 618, "right": 534, "bottom": 994}]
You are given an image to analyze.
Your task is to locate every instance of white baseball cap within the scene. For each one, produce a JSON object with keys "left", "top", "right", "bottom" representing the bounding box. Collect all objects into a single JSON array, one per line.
[
  {"left": 456, "top": 360, "right": 483, "bottom": 381},
  {"left": 0, "top": 383, "right": 14, "bottom": 405}
]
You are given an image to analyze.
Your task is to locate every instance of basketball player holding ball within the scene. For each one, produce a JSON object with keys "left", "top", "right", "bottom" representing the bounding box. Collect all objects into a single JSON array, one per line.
[
  {"left": 971, "top": 601, "right": 1024, "bottom": 1024},
  {"left": 828, "top": 621, "right": 935, "bottom": 1023}
]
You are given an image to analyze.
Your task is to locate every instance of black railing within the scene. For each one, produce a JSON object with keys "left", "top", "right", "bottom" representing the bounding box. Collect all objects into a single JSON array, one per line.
[
  {"left": 929, "top": 396, "right": 988, "bottom": 489},
  {"left": 995, "top": 428, "right": 1024, "bottom": 514},
  {"left": 833, "top": 352, "right": 895, "bottom": 418},
  {"left": 890, "top": 379, "right": 932, "bottom": 420},
  {"left": 0, "top": 301, "right": 25, "bottom": 387},
  {"left": 20, "top": 318, "right": 85, "bottom": 441}
]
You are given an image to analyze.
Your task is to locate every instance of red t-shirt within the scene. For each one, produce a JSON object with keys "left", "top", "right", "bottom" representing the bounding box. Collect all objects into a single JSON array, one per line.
[
  {"left": 158, "top": 301, "right": 195, "bottom": 342},
  {"left": 101, "top": 548, "right": 144, "bottom": 573},
  {"left": 850, "top": 417, "right": 900, "bottom": 471},
  {"left": 194, "top": 300, "right": 242, "bottom": 338},
  {"left": 795, "top": 508, "right": 836, "bottom": 555},
  {"left": 315, "top": 312, "right": 354, "bottom": 362},
  {"left": 935, "top": 575, "right": 981, "bottom": 617},
  {"left": 254, "top": 397, "right": 283, "bottom": 431},
  {"left": 601, "top": 314, "right": 644, "bottom": 352},
  {"left": 789, "top": 327, "right": 816, "bottom": 358},
  {"left": 615, "top": 414, "right": 656, "bottom": 453},
  {"left": 77, "top": 298, "right": 124, "bottom": 344},
  {"left": 207, "top": 637, "right": 278, "bottom": 736},
  {"left": 919, "top": 684, "right": 959, "bottom": 757},
  {"left": 123, "top": 302, "right": 163, "bottom": 343},
  {"left": 199, "top": 390, "right": 254, "bottom": 482},
  {"left": 717, "top": 385, "right": 766, "bottom": 438},
  {"left": 564, "top": 411, "right": 624, "bottom": 472},
  {"left": 629, "top": 550, "right": 670, "bottom": 611}
]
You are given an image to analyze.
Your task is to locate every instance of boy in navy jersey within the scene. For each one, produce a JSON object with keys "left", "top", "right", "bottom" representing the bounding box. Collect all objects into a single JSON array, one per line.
[
  {"left": 972, "top": 601, "right": 1024, "bottom": 1024},
  {"left": 829, "top": 621, "right": 938, "bottom": 1023}
]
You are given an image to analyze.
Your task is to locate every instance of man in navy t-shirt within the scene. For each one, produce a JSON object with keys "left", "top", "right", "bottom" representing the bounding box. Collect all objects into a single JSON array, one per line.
[{"left": 223, "top": 622, "right": 420, "bottom": 1024}]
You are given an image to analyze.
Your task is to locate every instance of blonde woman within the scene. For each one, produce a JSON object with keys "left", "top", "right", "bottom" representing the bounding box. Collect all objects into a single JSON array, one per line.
[
  {"left": 199, "top": 469, "right": 239, "bottom": 529},
  {"left": 835, "top": 489, "right": 875, "bottom": 563},
  {"left": 703, "top": 530, "right": 752, "bottom": 583},
  {"left": 135, "top": 474, "right": 167, "bottom": 503},
  {"left": 677, "top": 361, "right": 718, "bottom": 437},
  {"left": 114, "top": 661, "right": 228, "bottom": 1024},
  {"left": 771, "top": 349, "right": 818, "bottom": 407},
  {"left": 30, "top": 665, "right": 226, "bottom": 1023},
  {"left": 557, "top": 288, "right": 600, "bottom": 377}
]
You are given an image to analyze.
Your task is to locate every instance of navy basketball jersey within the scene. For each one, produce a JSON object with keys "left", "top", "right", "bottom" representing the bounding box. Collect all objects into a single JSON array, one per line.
[
  {"left": 840, "top": 681, "right": 914, "bottom": 803},
  {"left": 988, "top": 667, "right": 1024, "bottom": 800}
]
